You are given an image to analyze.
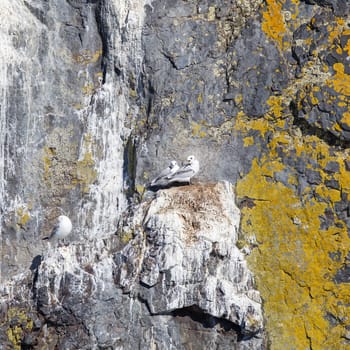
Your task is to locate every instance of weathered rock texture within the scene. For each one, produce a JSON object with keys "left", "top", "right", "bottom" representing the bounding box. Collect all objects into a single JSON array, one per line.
[
  {"left": 2, "top": 183, "right": 264, "bottom": 349},
  {"left": 1, "top": 0, "right": 350, "bottom": 349},
  {"left": 119, "top": 183, "right": 263, "bottom": 340}
]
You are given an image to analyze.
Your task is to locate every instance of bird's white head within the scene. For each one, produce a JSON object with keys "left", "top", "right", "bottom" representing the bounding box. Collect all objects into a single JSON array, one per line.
[
  {"left": 187, "top": 155, "right": 195, "bottom": 163},
  {"left": 170, "top": 160, "right": 177, "bottom": 168},
  {"left": 58, "top": 215, "right": 72, "bottom": 231},
  {"left": 58, "top": 215, "right": 67, "bottom": 222}
]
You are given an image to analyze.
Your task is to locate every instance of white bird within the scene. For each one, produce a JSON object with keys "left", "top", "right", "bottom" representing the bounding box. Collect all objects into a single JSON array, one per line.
[
  {"left": 151, "top": 160, "right": 179, "bottom": 186},
  {"left": 168, "top": 155, "right": 199, "bottom": 184},
  {"left": 43, "top": 215, "right": 72, "bottom": 242}
]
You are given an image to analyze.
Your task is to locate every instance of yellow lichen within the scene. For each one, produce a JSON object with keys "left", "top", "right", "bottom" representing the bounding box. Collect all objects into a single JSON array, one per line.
[
  {"left": 16, "top": 207, "right": 30, "bottom": 229},
  {"left": 341, "top": 111, "right": 350, "bottom": 127},
  {"left": 73, "top": 49, "right": 102, "bottom": 65},
  {"left": 289, "top": 0, "right": 300, "bottom": 22},
  {"left": 136, "top": 184, "right": 145, "bottom": 196},
  {"left": 82, "top": 82, "right": 95, "bottom": 96},
  {"left": 304, "top": 86, "right": 320, "bottom": 106},
  {"left": 191, "top": 121, "right": 207, "bottom": 138},
  {"left": 261, "top": 0, "right": 287, "bottom": 49},
  {"left": 328, "top": 18, "right": 345, "bottom": 45},
  {"left": 234, "top": 94, "right": 243, "bottom": 105},
  {"left": 230, "top": 8, "right": 350, "bottom": 346},
  {"left": 237, "top": 152, "right": 350, "bottom": 348},
  {"left": 266, "top": 95, "right": 284, "bottom": 118},
  {"left": 243, "top": 136, "right": 254, "bottom": 147},
  {"left": 344, "top": 38, "right": 350, "bottom": 56},
  {"left": 120, "top": 230, "right": 134, "bottom": 244},
  {"left": 238, "top": 137, "right": 350, "bottom": 345},
  {"left": 73, "top": 134, "right": 97, "bottom": 193},
  {"left": 129, "top": 88, "right": 137, "bottom": 98},
  {"left": 234, "top": 89, "right": 350, "bottom": 348},
  {"left": 5, "top": 308, "right": 33, "bottom": 350},
  {"left": 328, "top": 63, "right": 350, "bottom": 96},
  {"left": 234, "top": 112, "right": 271, "bottom": 137}
]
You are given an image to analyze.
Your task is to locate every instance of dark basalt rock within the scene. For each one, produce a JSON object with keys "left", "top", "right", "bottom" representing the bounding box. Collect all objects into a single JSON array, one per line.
[{"left": 302, "top": 0, "right": 349, "bottom": 16}]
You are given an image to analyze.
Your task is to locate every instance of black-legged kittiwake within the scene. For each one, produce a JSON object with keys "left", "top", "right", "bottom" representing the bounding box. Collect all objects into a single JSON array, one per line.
[
  {"left": 43, "top": 215, "right": 72, "bottom": 242},
  {"left": 168, "top": 155, "right": 199, "bottom": 184},
  {"left": 151, "top": 160, "right": 179, "bottom": 186}
]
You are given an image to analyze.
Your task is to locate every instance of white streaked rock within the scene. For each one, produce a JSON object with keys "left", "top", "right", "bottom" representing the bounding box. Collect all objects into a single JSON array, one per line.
[{"left": 116, "top": 181, "right": 264, "bottom": 341}]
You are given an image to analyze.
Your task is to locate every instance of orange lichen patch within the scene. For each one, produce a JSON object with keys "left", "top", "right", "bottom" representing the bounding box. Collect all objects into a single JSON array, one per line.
[
  {"left": 315, "top": 183, "right": 341, "bottom": 203},
  {"left": 340, "top": 111, "right": 350, "bottom": 127},
  {"left": 328, "top": 18, "right": 345, "bottom": 44},
  {"left": 235, "top": 92, "right": 350, "bottom": 347},
  {"left": 344, "top": 38, "right": 350, "bottom": 56},
  {"left": 266, "top": 96, "right": 284, "bottom": 118},
  {"left": 233, "top": 7, "right": 350, "bottom": 347},
  {"left": 336, "top": 46, "right": 343, "bottom": 55},
  {"left": 337, "top": 157, "right": 350, "bottom": 192},
  {"left": 237, "top": 150, "right": 350, "bottom": 349},
  {"left": 267, "top": 131, "right": 293, "bottom": 158},
  {"left": 328, "top": 63, "right": 350, "bottom": 96},
  {"left": 309, "top": 87, "right": 320, "bottom": 105},
  {"left": 243, "top": 136, "right": 254, "bottom": 147},
  {"left": 5, "top": 308, "right": 33, "bottom": 350},
  {"left": 261, "top": 0, "right": 287, "bottom": 49},
  {"left": 234, "top": 112, "right": 271, "bottom": 137}
]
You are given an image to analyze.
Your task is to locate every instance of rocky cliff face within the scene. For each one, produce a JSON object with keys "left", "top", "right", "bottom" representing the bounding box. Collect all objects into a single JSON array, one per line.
[
  {"left": 29, "top": 183, "right": 263, "bottom": 349},
  {"left": 1, "top": 0, "right": 350, "bottom": 349}
]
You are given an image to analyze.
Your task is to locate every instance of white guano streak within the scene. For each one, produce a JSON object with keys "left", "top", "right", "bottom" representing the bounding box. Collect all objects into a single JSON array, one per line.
[
  {"left": 78, "top": 0, "right": 146, "bottom": 238},
  {"left": 0, "top": 0, "right": 27, "bottom": 283}
]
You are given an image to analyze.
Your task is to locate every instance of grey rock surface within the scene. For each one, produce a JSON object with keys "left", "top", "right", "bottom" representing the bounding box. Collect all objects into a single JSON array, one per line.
[
  {"left": 30, "top": 182, "right": 264, "bottom": 349},
  {"left": 136, "top": 0, "right": 265, "bottom": 188}
]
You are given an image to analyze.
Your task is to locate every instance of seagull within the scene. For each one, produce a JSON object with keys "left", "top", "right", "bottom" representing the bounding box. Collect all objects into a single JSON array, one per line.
[
  {"left": 43, "top": 215, "right": 72, "bottom": 243},
  {"left": 168, "top": 155, "right": 199, "bottom": 184},
  {"left": 151, "top": 160, "right": 179, "bottom": 186}
]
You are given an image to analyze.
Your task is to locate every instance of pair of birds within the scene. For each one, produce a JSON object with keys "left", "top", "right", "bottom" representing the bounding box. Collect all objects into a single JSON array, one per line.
[
  {"left": 44, "top": 156, "right": 199, "bottom": 242},
  {"left": 150, "top": 155, "right": 200, "bottom": 187}
]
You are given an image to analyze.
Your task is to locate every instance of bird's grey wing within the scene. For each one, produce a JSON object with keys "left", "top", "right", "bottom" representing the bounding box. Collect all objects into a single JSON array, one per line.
[
  {"left": 168, "top": 166, "right": 195, "bottom": 182},
  {"left": 48, "top": 223, "right": 59, "bottom": 240},
  {"left": 151, "top": 167, "right": 171, "bottom": 185},
  {"left": 158, "top": 166, "right": 173, "bottom": 179}
]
